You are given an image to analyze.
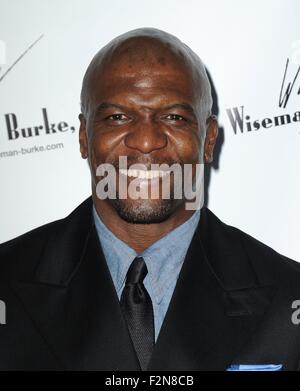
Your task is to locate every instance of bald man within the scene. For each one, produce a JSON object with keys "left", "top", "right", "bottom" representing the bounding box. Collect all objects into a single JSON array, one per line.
[{"left": 0, "top": 28, "right": 300, "bottom": 371}]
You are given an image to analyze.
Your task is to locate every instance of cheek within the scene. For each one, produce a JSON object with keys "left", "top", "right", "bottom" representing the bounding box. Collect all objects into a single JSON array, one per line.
[
  {"left": 174, "top": 132, "right": 201, "bottom": 164},
  {"left": 88, "top": 130, "right": 119, "bottom": 164}
]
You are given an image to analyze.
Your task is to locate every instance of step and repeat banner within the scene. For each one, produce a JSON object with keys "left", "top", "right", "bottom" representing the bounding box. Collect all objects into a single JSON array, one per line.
[{"left": 0, "top": 0, "right": 299, "bottom": 260}]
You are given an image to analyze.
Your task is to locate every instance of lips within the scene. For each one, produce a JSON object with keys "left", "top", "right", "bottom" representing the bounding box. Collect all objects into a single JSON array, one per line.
[{"left": 117, "top": 168, "right": 172, "bottom": 194}]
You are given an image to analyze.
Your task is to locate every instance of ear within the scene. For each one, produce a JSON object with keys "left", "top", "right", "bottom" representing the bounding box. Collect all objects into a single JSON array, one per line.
[
  {"left": 79, "top": 113, "right": 88, "bottom": 159},
  {"left": 204, "top": 115, "right": 218, "bottom": 163}
]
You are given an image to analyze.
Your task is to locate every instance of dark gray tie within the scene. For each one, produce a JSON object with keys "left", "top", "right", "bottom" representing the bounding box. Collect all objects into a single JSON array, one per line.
[{"left": 120, "top": 256, "right": 155, "bottom": 371}]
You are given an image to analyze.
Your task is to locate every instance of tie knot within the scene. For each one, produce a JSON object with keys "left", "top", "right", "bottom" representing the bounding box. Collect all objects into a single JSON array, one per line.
[{"left": 125, "top": 257, "right": 148, "bottom": 284}]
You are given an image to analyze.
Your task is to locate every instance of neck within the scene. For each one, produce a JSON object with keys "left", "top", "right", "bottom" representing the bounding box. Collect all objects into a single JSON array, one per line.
[{"left": 92, "top": 192, "right": 196, "bottom": 254}]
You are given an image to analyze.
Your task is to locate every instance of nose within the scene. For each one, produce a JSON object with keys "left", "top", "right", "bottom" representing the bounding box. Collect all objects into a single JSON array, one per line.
[{"left": 124, "top": 117, "right": 167, "bottom": 154}]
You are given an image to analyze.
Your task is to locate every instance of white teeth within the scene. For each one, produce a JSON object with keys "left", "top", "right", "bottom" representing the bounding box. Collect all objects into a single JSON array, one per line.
[
  {"left": 119, "top": 169, "right": 128, "bottom": 176},
  {"left": 119, "top": 169, "right": 169, "bottom": 179}
]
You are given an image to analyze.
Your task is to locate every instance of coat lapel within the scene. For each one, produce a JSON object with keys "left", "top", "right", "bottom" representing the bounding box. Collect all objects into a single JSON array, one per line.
[
  {"left": 148, "top": 207, "right": 276, "bottom": 371},
  {"left": 10, "top": 199, "right": 278, "bottom": 370},
  {"left": 11, "top": 198, "right": 141, "bottom": 370}
]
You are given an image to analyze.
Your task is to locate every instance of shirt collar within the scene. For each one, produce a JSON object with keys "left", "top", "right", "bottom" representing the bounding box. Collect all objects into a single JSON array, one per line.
[{"left": 93, "top": 206, "right": 200, "bottom": 304}]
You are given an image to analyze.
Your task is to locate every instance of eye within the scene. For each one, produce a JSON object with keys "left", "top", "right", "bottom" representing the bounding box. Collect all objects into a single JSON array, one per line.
[
  {"left": 106, "top": 113, "right": 128, "bottom": 121},
  {"left": 165, "top": 114, "right": 186, "bottom": 122}
]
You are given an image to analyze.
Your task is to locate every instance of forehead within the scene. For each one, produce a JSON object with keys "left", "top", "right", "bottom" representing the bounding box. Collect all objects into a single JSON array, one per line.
[{"left": 87, "top": 49, "right": 201, "bottom": 110}]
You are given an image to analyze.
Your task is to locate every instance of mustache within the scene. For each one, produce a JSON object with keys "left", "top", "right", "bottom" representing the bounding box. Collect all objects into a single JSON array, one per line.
[{"left": 107, "top": 156, "right": 184, "bottom": 170}]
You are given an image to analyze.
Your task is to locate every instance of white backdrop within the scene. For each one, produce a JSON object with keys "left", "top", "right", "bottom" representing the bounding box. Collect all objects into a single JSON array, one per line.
[{"left": 0, "top": 0, "right": 299, "bottom": 261}]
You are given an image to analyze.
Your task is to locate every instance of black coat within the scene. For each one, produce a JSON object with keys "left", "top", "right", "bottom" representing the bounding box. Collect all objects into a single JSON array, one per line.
[{"left": 0, "top": 196, "right": 300, "bottom": 370}]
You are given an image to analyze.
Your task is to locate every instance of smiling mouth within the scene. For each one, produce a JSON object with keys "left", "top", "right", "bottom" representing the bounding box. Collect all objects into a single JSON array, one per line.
[{"left": 119, "top": 168, "right": 170, "bottom": 179}]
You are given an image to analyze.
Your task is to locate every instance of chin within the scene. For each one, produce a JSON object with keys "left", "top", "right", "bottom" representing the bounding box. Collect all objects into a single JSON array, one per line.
[{"left": 110, "top": 198, "right": 177, "bottom": 224}]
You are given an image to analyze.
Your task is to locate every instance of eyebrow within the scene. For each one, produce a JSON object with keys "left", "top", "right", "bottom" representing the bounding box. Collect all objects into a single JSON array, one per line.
[
  {"left": 162, "top": 103, "right": 196, "bottom": 115},
  {"left": 95, "top": 102, "right": 127, "bottom": 112},
  {"left": 95, "top": 102, "right": 196, "bottom": 115}
]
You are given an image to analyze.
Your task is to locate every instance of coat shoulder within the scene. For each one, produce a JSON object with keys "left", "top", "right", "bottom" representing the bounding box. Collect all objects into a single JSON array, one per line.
[
  {"left": 0, "top": 217, "right": 65, "bottom": 281},
  {"left": 203, "top": 207, "right": 300, "bottom": 286},
  {"left": 0, "top": 197, "right": 93, "bottom": 281}
]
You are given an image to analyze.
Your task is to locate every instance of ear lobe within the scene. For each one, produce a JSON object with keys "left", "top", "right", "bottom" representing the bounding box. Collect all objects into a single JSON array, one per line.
[
  {"left": 204, "top": 115, "right": 218, "bottom": 163},
  {"left": 79, "top": 114, "right": 88, "bottom": 159}
]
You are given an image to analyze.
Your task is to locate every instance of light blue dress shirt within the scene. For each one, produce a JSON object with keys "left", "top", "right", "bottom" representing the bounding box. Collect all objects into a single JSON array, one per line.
[{"left": 93, "top": 205, "right": 201, "bottom": 342}]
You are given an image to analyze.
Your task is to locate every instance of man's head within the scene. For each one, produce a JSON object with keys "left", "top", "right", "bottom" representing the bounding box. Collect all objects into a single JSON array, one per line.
[{"left": 79, "top": 27, "right": 218, "bottom": 224}]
